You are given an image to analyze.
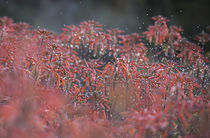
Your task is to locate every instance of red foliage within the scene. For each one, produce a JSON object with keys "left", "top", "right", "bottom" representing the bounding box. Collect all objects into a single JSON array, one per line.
[{"left": 0, "top": 16, "right": 209, "bottom": 138}]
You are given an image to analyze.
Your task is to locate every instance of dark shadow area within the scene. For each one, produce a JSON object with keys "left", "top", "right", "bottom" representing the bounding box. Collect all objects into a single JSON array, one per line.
[{"left": 0, "top": 0, "right": 209, "bottom": 34}]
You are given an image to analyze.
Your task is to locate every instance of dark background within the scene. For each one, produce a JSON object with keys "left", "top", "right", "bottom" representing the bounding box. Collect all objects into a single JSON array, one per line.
[{"left": 0, "top": 0, "right": 209, "bottom": 37}]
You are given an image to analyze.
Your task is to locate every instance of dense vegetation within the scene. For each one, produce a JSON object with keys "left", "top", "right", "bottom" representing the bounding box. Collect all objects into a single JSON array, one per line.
[{"left": 0, "top": 16, "right": 209, "bottom": 138}]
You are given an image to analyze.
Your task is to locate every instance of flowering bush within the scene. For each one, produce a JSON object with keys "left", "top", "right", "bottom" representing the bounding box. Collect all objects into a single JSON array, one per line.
[{"left": 0, "top": 16, "right": 209, "bottom": 138}]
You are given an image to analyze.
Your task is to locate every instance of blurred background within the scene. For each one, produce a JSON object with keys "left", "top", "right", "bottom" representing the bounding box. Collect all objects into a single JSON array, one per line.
[{"left": 0, "top": 0, "right": 209, "bottom": 37}]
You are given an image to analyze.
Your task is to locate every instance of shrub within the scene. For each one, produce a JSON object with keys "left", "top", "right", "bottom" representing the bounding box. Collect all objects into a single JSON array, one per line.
[{"left": 0, "top": 16, "right": 209, "bottom": 138}]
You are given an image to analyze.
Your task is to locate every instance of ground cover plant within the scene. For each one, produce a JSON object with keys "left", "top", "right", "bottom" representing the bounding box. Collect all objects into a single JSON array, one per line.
[{"left": 0, "top": 16, "right": 209, "bottom": 138}]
